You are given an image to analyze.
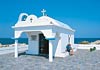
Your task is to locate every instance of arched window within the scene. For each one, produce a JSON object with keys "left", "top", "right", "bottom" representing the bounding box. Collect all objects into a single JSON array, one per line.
[{"left": 21, "top": 15, "right": 27, "bottom": 21}]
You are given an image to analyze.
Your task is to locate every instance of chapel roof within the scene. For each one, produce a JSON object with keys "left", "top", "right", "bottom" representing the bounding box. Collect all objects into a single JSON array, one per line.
[
  {"left": 14, "top": 13, "right": 75, "bottom": 32},
  {"left": 38, "top": 16, "right": 74, "bottom": 31}
]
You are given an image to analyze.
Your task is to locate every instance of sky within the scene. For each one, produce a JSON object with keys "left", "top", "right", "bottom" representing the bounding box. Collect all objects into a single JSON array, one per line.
[{"left": 0, "top": 0, "right": 100, "bottom": 38}]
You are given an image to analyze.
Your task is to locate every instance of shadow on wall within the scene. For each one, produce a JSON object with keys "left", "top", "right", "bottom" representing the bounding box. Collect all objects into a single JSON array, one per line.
[{"left": 52, "top": 36, "right": 60, "bottom": 56}]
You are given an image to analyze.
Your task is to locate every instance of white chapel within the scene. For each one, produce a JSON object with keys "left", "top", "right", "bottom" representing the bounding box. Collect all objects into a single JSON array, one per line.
[{"left": 12, "top": 9, "right": 75, "bottom": 62}]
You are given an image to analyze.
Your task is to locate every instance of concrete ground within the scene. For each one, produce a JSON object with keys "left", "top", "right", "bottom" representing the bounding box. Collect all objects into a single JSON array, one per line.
[{"left": 0, "top": 49, "right": 100, "bottom": 70}]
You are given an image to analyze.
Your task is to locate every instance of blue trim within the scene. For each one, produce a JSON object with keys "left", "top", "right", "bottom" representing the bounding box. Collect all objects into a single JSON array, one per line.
[{"left": 45, "top": 38, "right": 55, "bottom": 40}]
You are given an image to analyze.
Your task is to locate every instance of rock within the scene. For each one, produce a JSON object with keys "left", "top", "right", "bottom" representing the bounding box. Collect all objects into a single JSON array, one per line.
[
  {"left": 91, "top": 40, "right": 100, "bottom": 45},
  {"left": 79, "top": 41, "right": 90, "bottom": 44},
  {"left": 0, "top": 43, "right": 2, "bottom": 48}
]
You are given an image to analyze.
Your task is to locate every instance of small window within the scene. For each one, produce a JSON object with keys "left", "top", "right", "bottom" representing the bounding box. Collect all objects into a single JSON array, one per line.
[
  {"left": 30, "top": 18, "right": 33, "bottom": 23},
  {"left": 50, "top": 21, "right": 53, "bottom": 24},
  {"left": 22, "top": 15, "right": 27, "bottom": 21},
  {"left": 31, "top": 35, "right": 37, "bottom": 41}
]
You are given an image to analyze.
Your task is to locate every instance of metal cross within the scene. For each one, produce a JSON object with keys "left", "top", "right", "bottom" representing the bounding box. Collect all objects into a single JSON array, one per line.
[{"left": 41, "top": 9, "right": 46, "bottom": 16}]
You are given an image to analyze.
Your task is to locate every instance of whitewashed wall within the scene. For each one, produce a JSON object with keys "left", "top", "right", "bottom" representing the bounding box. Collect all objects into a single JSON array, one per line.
[
  {"left": 53, "top": 33, "right": 68, "bottom": 57},
  {"left": 26, "top": 32, "right": 40, "bottom": 54},
  {"left": 70, "top": 34, "right": 74, "bottom": 45},
  {"left": 52, "top": 36, "right": 61, "bottom": 57},
  {"left": 52, "top": 26, "right": 75, "bottom": 57},
  {"left": 60, "top": 33, "right": 68, "bottom": 53}
]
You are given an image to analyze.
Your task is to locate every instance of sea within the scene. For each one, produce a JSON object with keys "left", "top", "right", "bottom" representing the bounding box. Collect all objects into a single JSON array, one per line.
[{"left": 0, "top": 38, "right": 100, "bottom": 45}]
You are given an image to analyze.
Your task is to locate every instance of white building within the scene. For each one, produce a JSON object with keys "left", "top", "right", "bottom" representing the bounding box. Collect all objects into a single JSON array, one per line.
[{"left": 12, "top": 9, "right": 75, "bottom": 62}]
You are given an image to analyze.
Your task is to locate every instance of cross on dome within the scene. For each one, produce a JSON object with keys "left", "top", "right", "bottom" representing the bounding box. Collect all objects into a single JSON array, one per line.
[
  {"left": 41, "top": 9, "right": 46, "bottom": 16},
  {"left": 30, "top": 18, "right": 33, "bottom": 23}
]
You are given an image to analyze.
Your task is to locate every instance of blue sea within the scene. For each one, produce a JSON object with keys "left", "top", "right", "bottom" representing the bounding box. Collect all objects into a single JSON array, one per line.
[{"left": 0, "top": 38, "right": 100, "bottom": 45}]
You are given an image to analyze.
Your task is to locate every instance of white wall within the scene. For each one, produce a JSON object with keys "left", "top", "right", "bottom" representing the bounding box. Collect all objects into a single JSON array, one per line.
[
  {"left": 26, "top": 32, "right": 40, "bottom": 55},
  {"left": 70, "top": 34, "right": 74, "bottom": 45},
  {"left": 53, "top": 33, "right": 68, "bottom": 57},
  {"left": 52, "top": 36, "right": 61, "bottom": 57},
  {"left": 60, "top": 33, "right": 69, "bottom": 53},
  {"left": 53, "top": 33, "right": 74, "bottom": 57},
  {"left": 25, "top": 29, "right": 74, "bottom": 57}
]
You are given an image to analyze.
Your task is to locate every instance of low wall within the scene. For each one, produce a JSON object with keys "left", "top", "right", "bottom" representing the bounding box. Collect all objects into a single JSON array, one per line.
[
  {"left": 0, "top": 46, "right": 28, "bottom": 55},
  {"left": 76, "top": 44, "right": 100, "bottom": 50},
  {"left": 0, "top": 44, "right": 99, "bottom": 55}
]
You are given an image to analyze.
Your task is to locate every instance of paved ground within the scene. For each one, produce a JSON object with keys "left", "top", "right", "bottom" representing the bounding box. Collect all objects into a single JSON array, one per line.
[{"left": 0, "top": 49, "right": 100, "bottom": 70}]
